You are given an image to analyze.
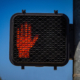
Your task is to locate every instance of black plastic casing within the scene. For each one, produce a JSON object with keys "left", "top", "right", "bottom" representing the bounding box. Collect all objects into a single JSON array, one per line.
[{"left": 9, "top": 13, "right": 69, "bottom": 67}]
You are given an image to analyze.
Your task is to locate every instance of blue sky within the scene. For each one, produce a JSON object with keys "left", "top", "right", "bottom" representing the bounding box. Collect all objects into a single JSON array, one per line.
[{"left": 0, "top": 0, "right": 73, "bottom": 80}]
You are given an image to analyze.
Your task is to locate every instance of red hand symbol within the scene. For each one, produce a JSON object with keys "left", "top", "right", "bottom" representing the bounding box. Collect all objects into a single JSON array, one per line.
[{"left": 16, "top": 22, "right": 39, "bottom": 58}]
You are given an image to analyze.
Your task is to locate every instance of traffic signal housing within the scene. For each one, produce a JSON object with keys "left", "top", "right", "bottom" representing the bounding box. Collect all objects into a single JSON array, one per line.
[{"left": 9, "top": 10, "right": 69, "bottom": 69}]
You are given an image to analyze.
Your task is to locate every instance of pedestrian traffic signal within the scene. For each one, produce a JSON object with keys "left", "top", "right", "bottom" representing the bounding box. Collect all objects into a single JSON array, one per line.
[{"left": 9, "top": 10, "right": 69, "bottom": 69}]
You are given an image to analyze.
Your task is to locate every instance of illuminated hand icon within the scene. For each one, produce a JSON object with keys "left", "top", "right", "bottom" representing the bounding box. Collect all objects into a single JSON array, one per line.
[{"left": 16, "top": 22, "right": 39, "bottom": 58}]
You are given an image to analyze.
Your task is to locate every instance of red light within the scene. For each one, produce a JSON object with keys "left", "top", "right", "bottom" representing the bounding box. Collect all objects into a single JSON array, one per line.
[{"left": 16, "top": 22, "right": 39, "bottom": 58}]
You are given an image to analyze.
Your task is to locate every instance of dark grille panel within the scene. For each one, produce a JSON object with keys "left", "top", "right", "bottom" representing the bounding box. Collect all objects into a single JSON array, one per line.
[{"left": 13, "top": 15, "right": 68, "bottom": 64}]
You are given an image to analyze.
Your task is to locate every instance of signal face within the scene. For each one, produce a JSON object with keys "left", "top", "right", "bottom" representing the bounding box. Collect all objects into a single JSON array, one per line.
[{"left": 10, "top": 13, "right": 69, "bottom": 66}]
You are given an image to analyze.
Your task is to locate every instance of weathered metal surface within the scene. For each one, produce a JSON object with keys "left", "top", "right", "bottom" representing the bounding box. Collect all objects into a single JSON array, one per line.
[{"left": 73, "top": 0, "right": 80, "bottom": 80}]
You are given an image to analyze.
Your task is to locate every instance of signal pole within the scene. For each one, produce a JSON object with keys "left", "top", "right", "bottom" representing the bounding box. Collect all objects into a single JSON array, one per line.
[{"left": 73, "top": 0, "right": 80, "bottom": 80}]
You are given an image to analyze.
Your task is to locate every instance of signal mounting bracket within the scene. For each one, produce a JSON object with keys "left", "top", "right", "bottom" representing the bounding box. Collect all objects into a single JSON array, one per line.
[
  {"left": 54, "top": 66, "right": 57, "bottom": 70},
  {"left": 54, "top": 10, "right": 58, "bottom": 14},
  {"left": 21, "top": 65, "right": 24, "bottom": 69},
  {"left": 22, "top": 10, "right": 26, "bottom": 14},
  {"left": 69, "top": 24, "right": 74, "bottom": 60}
]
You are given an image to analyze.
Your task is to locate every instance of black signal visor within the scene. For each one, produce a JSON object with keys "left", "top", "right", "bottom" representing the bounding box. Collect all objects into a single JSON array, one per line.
[{"left": 10, "top": 13, "right": 69, "bottom": 66}]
